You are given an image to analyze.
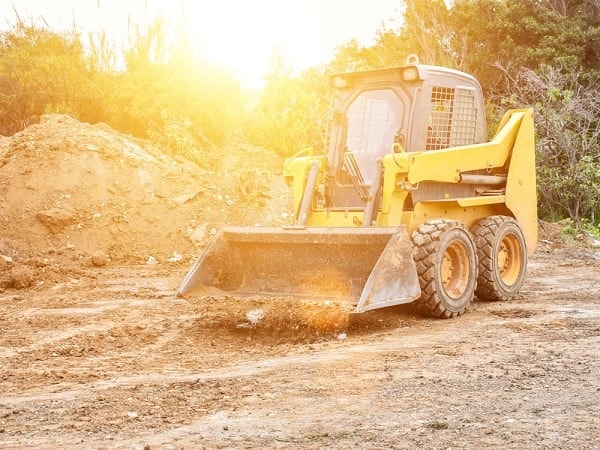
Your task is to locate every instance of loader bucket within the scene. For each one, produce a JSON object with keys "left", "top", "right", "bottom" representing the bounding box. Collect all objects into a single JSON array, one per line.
[{"left": 177, "top": 226, "right": 421, "bottom": 313}]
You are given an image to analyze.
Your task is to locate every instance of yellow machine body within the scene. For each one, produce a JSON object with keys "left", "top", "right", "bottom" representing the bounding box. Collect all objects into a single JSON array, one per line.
[
  {"left": 284, "top": 108, "right": 537, "bottom": 252},
  {"left": 178, "top": 60, "right": 537, "bottom": 317}
]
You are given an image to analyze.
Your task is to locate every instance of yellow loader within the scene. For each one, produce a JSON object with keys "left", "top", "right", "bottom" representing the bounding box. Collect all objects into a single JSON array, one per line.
[{"left": 178, "top": 56, "right": 537, "bottom": 318}]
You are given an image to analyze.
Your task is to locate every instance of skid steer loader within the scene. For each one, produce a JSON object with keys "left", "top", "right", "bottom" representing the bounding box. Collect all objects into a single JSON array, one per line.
[{"left": 178, "top": 56, "right": 537, "bottom": 318}]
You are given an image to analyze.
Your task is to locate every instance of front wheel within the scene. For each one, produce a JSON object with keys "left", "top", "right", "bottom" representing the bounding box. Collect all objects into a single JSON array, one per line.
[
  {"left": 472, "top": 216, "right": 527, "bottom": 301},
  {"left": 411, "top": 220, "right": 478, "bottom": 318}
]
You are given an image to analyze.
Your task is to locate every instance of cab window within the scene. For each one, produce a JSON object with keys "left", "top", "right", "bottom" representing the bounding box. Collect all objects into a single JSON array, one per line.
[{"left": 345, "top": 89, "right": 403, "bottom": 184}]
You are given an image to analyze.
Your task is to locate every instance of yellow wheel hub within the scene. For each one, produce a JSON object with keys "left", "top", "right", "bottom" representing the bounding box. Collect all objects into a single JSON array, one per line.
[
  {"left": 441, "top": 242, "right": 470, "bottom": 299},
  {"left": 498, "top": 233, "right": 523, "bottom": 285}
]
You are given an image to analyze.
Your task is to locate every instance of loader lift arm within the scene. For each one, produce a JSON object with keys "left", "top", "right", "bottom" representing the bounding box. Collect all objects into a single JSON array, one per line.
[{"left": 380, "top": 109, "right": 537, "bottom": 253}]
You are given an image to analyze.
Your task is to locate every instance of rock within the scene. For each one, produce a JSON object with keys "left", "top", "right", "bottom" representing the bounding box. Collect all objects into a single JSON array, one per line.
[
  {"left": 0, "top": 240, "right": 16, "bottom": 260},
  {"left": 187, "top": 225, "right": 207, "bottom": 247},
  {"left": 11, "top": 264, "right": 34, "bottom": 289},
  {"left": 36, "top": 208, "right": 75, "bottom": 233},
  {"left": 173, "top": 191, "right": 203, "bottom": 205},
  {"left": 30, "top": 257, "right": 50, "bottom": 267},
  {"left": 91, "top": 250, "right": 110, "bottom": 267},
  {"left": 146, "top": 256, "right": 159, "bottom": 265},
  {"left": 167, "top": 252, "right": 183, "bottom": 263}
]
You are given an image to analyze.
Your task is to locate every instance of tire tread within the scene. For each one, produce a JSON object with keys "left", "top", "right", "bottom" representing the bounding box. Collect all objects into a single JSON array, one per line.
[{"left": 411, "top": 219, "right": 476, "bottom": 319}]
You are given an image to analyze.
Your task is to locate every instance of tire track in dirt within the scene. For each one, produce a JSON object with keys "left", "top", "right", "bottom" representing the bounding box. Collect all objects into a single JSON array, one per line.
[
  {"left": 3, "top": 303, "right": 598, "bottom": 450},
  {"left": 1, "top": 249, "right": 599, "bottom": 449},
  {"left": 2, "top": 303, "right": 597, "bottom": 407}
]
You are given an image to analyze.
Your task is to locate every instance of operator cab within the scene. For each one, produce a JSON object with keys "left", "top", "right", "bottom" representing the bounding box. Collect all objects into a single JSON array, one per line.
[{"left": 325, "top": 56, "right": 486, "bottom": 209}]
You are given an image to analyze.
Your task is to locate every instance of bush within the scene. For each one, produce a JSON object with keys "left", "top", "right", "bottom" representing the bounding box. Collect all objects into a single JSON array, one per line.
[{"left": 0, "top": 24, "right": 90, "bottom": 135}]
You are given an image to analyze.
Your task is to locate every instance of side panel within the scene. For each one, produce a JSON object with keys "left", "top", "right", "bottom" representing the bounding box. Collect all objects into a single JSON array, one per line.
[
  {"left": 407, "top": 111, "right": 525, "bottom": 184},
  {"left": 504, "top": 109, "right": 538, "bottom": 255},
  {"left": 411, "top": 68, "right": 487, "bottom": 152},
  {"left": 409, "top": 200, "right": 512, "bottom": 235},
  {"left": 394, "top": 109, "right": 537, "bottom": 253}
]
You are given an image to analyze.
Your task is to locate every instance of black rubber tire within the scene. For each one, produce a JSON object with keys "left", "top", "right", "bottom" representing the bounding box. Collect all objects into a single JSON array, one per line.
[
  {"left": 472, "top": 215, "right": 527, "bottom": 301},
  {"left": 411, "top": 219, "right": 478, "bottom": 318}
]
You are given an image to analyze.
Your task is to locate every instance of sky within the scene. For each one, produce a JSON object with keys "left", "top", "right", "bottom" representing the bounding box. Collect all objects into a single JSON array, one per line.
[{"left": 1, "top": 0, "right": 402, "bottom": 87}]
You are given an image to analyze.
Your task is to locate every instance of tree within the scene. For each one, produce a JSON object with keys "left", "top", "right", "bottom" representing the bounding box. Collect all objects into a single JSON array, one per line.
[{"left": 508, "top": 67, "right": 600, "bottom": 223}]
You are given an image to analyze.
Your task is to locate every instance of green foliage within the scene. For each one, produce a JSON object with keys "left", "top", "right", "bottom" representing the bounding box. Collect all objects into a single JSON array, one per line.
[
  {"left": 558, "top": 218, "right": 580, "bottom": 243},
  {"left": 104, "top": 54, "right": 241, "bottom": 160},
  {"left": 0, "top": 19, "right": 243, "bottom": 169},
  {"left": 0, "top": 24, "right": 91, "bottom": 135},
  {"left": 537, "top": 155, "right": 600, "bottom": 224},
  {"left": 87, "top": 30, "right": 118, "bottom": 72},
  {"left": 587, "top": 222, "right": 600, "bottom": 239},
  {"left": 502, "top": 66, "right": 600, "bottom": 225},
  {"left": 1, "top": 1, "right": 599, "bottom": 225},
  {"left": 125, "top": 17, "right": 173, "bottom": 68},
  {"left": 246, "top": 52, "right": 331, "bottom": 157},
  {"left": 354, "top": 0, "right": 599, "bottom": 100},
  {"left": 100, "top": 18, "right": 243, "bottom": 165},
  {"left": 328, "top": 39, "right": 380, "bottom": 72},
  {"left": 559, "top": 218, "right": 600, "bottom": 244}
]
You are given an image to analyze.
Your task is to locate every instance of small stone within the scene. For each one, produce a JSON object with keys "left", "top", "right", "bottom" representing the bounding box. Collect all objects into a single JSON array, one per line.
[
  {"left": 187, "top": 225, "right": 207, "bottom": 247},
  {"left": 35, "top": 208, "right": 75, "bottom": 233},
  {"left": 0, "top": 254, "right": 13, "bottom": 265},
  {"left": 11, "top": 264, "right": 34, "bottom": 289},
  {"left": 168, "top": 252, "right": 182, "bottom": 263},
  {"left": 91, "top": 251, "right": 110, "bottom": 267}
]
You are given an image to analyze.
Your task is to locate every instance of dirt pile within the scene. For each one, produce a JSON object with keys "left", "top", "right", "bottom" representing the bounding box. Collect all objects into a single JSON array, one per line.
[{"left": 0, "top": 114, "right": 292, "bottom": 289}]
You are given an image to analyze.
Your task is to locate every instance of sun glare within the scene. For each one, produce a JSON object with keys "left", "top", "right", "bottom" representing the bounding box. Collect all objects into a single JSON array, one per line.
[
  {"left": 140, "top": 0, "right": 397, "bottom": 89},
  {"left": 180, "top": 1, "right": 287, "bottom": 88},
  {"left": 178, "top": 0, "right": 338, "bottom": 89},
  {"left": 2, "top": 0, "right": 400, "bottom": 89}
]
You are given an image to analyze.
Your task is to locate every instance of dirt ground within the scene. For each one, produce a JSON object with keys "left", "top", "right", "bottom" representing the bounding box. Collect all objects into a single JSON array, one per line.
[{"left": 1, "top": 116, "right": 599, "bottom": 449}]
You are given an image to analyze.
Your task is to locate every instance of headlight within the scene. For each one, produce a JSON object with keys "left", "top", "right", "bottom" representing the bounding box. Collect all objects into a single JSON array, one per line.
[
  {"left": 402, "top": 67, "right": 419, "bottom": 81},
  {"left": 332, "top": 76, "right": 349, "bottom": 88}
]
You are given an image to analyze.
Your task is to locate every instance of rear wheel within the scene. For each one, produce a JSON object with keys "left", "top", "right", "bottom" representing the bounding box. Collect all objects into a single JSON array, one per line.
[
  {"left": 411, "top": 219, "right": 477, "bottom": 318},
  {"left": 472, "top": 215, "right": 527, "bottom": 301}
]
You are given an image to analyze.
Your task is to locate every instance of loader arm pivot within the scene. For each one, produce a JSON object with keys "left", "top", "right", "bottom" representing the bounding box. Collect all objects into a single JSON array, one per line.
[
  {"left": 405, "top": 110, "right": 527, "bottom": 185},
  {"left": 394, "top": 109, "right": 537, "bottom": 253}
]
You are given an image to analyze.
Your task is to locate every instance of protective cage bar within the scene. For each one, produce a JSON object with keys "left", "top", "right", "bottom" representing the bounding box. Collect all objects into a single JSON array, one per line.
[{"left": 427, "top": 86, "right": 478, "bottom": 150}]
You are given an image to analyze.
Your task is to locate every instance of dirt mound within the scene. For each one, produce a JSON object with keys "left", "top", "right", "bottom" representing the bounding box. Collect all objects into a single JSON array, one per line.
[
  {"left": 0, "top": 114, "right": 292, "bottom": 289},
  {"left": 536, "top": 219, "right": 600, "bottom": 251},
  {"left": 0, "top": 135, "right": 9, "bottom": 157}
]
